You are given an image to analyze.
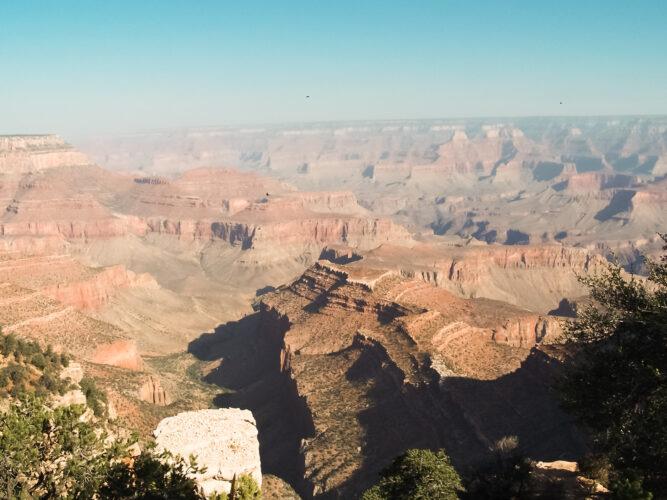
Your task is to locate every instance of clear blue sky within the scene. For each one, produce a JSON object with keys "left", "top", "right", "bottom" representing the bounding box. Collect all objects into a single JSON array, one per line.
[{"left": 1, "top": 0, "right": 666, "bottom": 140}]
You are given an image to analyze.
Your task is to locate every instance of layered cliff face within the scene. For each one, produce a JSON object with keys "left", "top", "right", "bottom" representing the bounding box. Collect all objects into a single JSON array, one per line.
[
  {"left": 0, "top": 238, "right": 232, "bottom": 437},
  {"left": 80, "top": 119, "right": 667, "bottom": 265},
  {"left": 195, "top": 260, "right": 586, "bottom": 498},
  {"left": 0, "top": 135, "right": 94, "bottom": 173},
  {"left": 1, "top": 136, "right": 410, "bottom": 255},
  {"left": 565, "top": 172, "right": 637, "bottom": 192},
  {"left": 0, "top": 136, "right": 413, "bottom": 346},
  {"left": 346, "top": 242, "right": 606, "bottom": 313},
  {"left": 0, "top": 245, "right": 217, "bottom": 362},
  {"left": 0, "top": 252, "right": 133, "bottom": 360},
  {"left": 0, "top": 135, "right": 423, "bottom": 455},
  {"left": 411, "top": 127, "right": 536, "bottom": 178},
  {"left": 41, "top": 264, "right": 156, "bottom": 310}
]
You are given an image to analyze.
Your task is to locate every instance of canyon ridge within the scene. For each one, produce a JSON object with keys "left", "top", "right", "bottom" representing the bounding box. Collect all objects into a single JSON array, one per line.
[{"left": 1, "top": 117, "right": 664, "bottom": 497}]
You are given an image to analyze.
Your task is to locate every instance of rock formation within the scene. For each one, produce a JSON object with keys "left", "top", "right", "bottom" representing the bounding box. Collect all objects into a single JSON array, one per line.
[
  {"left": 154, "top": 409, "right": 262, "bottom": 496},
  {"left": 138, "top": 376, "right": 171, "bottom": 406},
  {"left": 0, "top": 135, "right": 94, "bottom": 173},
  {"left": 41, "top": 265, "right": 156, "bottom": 310},
  {"left": 528, "top": 461, "right": 608, "bottom": 497},
  {"left": 194, "top": 258, "right": 587, "bottom": 498}
]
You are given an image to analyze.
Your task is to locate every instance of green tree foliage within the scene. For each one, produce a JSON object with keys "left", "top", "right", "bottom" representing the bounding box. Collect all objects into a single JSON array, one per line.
[
  {"left": 361, "top": 448, "right": 463, "bottom": 500},
  {"left": 0, "top": 331, "right": 71, "bottom": 398},
  {"left": 611, "top": 472, "right": 654, "bottom": 500},
  {"left": 559, "top": 234, "right": 667, "bottom": 496},
  {"left": 234, "top": 474, "right": 262, "bottom": 499},
  {"left": 207, "top": 473, "right": 262, "bottom": 500},
  {"left": 99, "top": 444, "right": 204, "bottom": 500},
  {"left": 0, "top": 393, "right": 125, "bottom": 498},
  {"left": 0, "top": 330, "right": 218, "bottom": 499},
  {"left": 0, "top": 394, "right": 215, "bottom": 499},
  {"left": 79, "top": 377, "right": 109, "bottom": 418},
  {"left": 30, "top": 352, "right": 47, "bottom": 370}
]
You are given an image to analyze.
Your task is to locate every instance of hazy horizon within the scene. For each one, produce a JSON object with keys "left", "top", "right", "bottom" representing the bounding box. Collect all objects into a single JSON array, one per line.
[{"left": 2, "top": 0, "right": 667, "bottom": 141}]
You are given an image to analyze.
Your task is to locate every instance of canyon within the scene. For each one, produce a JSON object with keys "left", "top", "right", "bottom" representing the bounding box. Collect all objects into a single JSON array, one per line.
[
  {"left": 0, "top": 118, "right": 664, "bottom": 498},
  {"left": 82, "top": 117, "right": 667, "bottom": 267},
  {"left": 191, "top": 259, "right": 588, "bottom": 497}
]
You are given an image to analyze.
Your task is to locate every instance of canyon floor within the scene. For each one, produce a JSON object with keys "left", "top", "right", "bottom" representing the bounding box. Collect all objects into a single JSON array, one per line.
[{"left": 1, "top": 119, "right": 665, "bottom": 498}]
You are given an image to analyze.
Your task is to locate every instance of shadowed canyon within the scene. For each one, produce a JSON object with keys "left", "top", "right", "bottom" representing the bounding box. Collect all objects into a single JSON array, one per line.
[{"left": 1, "top": 117, "right": 665, "bottom": 498}]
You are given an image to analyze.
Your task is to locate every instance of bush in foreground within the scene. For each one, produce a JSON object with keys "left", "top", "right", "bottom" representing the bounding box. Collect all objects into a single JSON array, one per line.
[{"left": 361, "top": 448, "right": 463, "bottom": 500}]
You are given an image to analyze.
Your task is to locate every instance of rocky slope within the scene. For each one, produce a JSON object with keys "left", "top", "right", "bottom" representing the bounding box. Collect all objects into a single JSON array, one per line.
[{"left": 193, "top": 260, "right": 587, "bottom": 498}]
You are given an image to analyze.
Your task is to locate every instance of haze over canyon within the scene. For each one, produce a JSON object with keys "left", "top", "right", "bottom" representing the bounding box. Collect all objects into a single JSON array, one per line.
[{"left": 1, "top": 115, "right": 665, "bottom": 498}]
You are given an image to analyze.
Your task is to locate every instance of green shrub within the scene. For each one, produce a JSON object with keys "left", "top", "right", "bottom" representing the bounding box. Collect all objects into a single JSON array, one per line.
[
  {"left": 3, "top": 333, "right": 17, "bottom": 356},
  {"left": 7, "top": 363, "right": 27, "bottom": 384},
  {"left": 79, "top": 376, "right": 109, "bottom": 418},
  {"left": 30, "top": 352, "right": 47, "bottom": 370},
  {"left": 208, "top": 474, "right": 261, "bottom": 500},
  {"left": 0, "top": 394, "right": 207, "bottom": 499},
  {"left": 611, "top": 473, "right": 653, "bottom": 500},
  {"left": 236, "top": 474, "right": 261, "bottom": 499},
  {"left": 361, "top": 448, "right": 463, "bottom": 500},
  {"left": 578, "top": 453, "right": 612, "bottom": 486},
  {"left": 99, "top": 444, "right": 204, "bottom": 499}
]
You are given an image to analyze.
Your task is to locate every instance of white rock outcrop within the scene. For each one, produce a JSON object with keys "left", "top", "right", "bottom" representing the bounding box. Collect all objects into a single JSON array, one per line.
[{"left": 153, "top": 408, "right": 262, "bottom": 496}]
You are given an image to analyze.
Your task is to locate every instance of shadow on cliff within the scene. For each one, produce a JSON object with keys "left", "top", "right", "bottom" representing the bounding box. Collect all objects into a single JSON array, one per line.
[
  {"left": 336, "top": 345, "right": 588, "bottom": 498},
  {"left": 189, "top": 317, "right": 587, "bottom": 500},
  {"left": 188, "top": 311, "right": 313, "bottom": 497}
]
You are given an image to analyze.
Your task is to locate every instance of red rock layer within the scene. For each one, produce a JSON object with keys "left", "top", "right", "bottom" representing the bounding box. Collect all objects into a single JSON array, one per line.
[
  {"left": 41, "top": 265, "right": 156, "bottom": 310},
  {"left": 92, "top": 341, "right": 143, "bottom": 371}
]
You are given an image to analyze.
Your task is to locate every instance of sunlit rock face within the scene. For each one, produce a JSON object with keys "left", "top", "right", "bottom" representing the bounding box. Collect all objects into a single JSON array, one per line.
[
  {"left": 79, "top": 117, "right": 667, "bottom": 264},
  {"left": 0, "top": 135, "right": 94, "bottom": 173},
  {"left": 154, "top": 408, "right": 262, "bottom": 496}
]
